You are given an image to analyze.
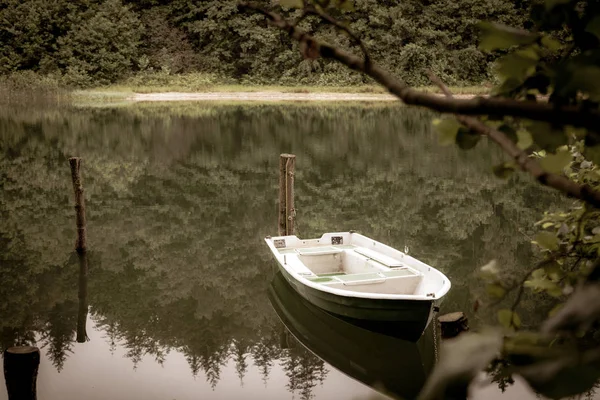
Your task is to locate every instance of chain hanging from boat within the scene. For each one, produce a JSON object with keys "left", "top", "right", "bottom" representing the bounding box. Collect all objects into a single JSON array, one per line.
[{"left": 432, "top": 309, "right": 439, "bottom": 364}]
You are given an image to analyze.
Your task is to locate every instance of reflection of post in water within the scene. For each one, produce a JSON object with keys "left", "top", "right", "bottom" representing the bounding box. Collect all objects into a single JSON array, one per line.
[
  {"left": 77, "top": 254, "right": 89, "bottom": 342},
  {"left": 69, "top": 157, "right": 87, "bottom": 252},
  {"left": 279, "top": 327, "right": 296, "bottom": 350},
  {"left": 69, "top": 157, "right": 89, "bottom": 343},
  {"left": 3, "top": 346, "right": 40, "bottom": 400}
]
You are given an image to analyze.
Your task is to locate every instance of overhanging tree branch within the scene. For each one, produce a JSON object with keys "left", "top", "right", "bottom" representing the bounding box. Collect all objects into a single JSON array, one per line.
[
  {"left": 240, "top": 3, "right": 600, "bottom": 133},
  {"left": 427, "top": 73, "right": 600, "bottom": 208},
  {"left": 241, "top": 2, "right": 600, "bottom": 208}
]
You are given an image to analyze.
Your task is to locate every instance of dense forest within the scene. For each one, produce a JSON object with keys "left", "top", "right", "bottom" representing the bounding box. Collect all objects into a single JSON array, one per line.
[{"left": 0, "top": 0, "right": 531, "bottom": 87}]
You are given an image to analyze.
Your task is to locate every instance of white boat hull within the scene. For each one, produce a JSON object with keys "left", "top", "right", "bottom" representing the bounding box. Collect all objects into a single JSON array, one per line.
[{"left": 265, "top": 232, "right": 451, "bottom": 339}]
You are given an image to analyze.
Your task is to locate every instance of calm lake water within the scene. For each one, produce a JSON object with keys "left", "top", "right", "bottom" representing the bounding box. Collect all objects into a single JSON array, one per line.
[{"left": 0, "top": 101, "right": 563, "bottom": 400}]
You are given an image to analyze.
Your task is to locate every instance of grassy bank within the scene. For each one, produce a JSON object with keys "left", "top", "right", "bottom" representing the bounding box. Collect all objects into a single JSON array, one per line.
[
  {"left": 85, "top": 84, "right": 489, "bottom": 95},
  {"left": 1, "top": 71, "right": 491, "bottom": 105},
  {"left": 86, "top": 72, "right": 490, "bottom": 95}
]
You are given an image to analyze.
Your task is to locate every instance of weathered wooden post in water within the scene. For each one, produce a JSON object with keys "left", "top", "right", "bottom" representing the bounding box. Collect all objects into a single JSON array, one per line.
[
  {"left": 278, "top": 154, "right": 296, "bottom": 236},
  {"left": 3, "top": 346, "right": 40, "bottom": 400},
  {"left": 69, "top": 157, "right": 89, "bottom": 342},
  {"left": 438, "top": 312, "right": 469, "bottom": 339}
]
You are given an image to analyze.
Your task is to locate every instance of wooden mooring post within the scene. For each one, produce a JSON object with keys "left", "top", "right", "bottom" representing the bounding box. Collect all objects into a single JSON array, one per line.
[
  {"left": 438, "top": 312, "right": 469, "bottom": 339},
  {"left": 69, "top": 157, "right": 89, "bottom": 342},
  {"left": 3, "top": 346, "right": 40, "bottom": 400},
  {"left": 278, "top": 154, "right": 296, "bottom": 236}
]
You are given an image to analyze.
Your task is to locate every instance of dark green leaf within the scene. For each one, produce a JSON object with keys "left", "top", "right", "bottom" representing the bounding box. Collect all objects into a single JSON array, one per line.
[
  {"left": 499, "top": 124, "right": 518, "bottom": 144},
  {"left": 544, "top": 262, "right": 564, "bottom": 281},
  {"left": 585, "top": 16, "right": 600, "bottom": 40},
  {"left": 545, "top": 0, "right": 571, "bottom": 10},
  {"left": 543, "top": 284, "right": 600, "bottom": 333},
  {"left": 418, "top": 331, "right": 503, "bottom": 400},
  {"left": 516, "top": 129, "right": 533, "bottom": 150},
  {"left": 584, "top": 133, "right": 600, "bottom": 165},
  {"left": 524, "top": 274, "right": 563, "bottom": 297},
  {"left": 584, "top": 146, "right": 600, "bottom": 165},
  {"left": 487, "top": 283, "right": 506, "bottom": 299},
  {"left": 563, "top": 66, "right": 600, "bottom": 101},
  {"left": 534, "top": 231, "right": 559, "bottom": 251},
  {"left": 527, "top": 122, "right": 568, "bottom": 151},
  {"left": 495, "top": 76, "right": 527, "bottom": 94},
  {"left": 539, "top": 150, "right": 571, "bottom": 174},
  {"left": 433, "top": 118, "right": 461, "bottom": 146},
  {"left": 496, "top": 47, "right": 539, "bottom": 81},
  {"left": 493, "top": 162, "right": 516, "bottom": 179},
  {"left": 455, "top": 127, "right": 480, "bottom": 150},
  {"left": 520, "top": 361, "right": 600, "bottom": 400},
  {"left": 479, "top": 22, "right": 538, "bottom": 52},
  {"left": 498, "top": 309, "right": 521, "bottom": 328},
  {"left": 541, "top": 36, "right": 562, "bottom": 51}
]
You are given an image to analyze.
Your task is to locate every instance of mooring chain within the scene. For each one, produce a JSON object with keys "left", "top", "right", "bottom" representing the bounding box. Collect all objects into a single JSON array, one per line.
[{"left": 432, "top": 308, "right": 439, "bottom": 364}]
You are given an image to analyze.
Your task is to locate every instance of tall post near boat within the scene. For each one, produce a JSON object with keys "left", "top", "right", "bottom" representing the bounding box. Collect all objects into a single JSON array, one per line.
[
  {"left": 3, "top": 346, "right": 40, "bottom": 400},
  {"left": 278, "top": 154, "right": 296, "bottom": 236},
  {"left": 69, "top": 157, "right": 89, "bottom": 342}
]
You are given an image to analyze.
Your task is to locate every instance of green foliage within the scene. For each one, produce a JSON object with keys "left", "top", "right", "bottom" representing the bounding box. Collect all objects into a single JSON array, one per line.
[
  {"left": 432, "top": 117, "right": 461, "bottom": 146},
  {"left": 0, "top": 0, "right": 142, "bottom": 86},
  {"left": 478, "top": 22, "right": 538, "bottom": 51},
  {"left": 498, "top": 309, "right": 522, "bottom": 329},
  {"left": 418, "top": 331, "right": 503, "bottom": 400},
  {"left": 0, "top": 0, "right": 530, "bottom": 86},
  {"left": 57, "top": 0, "right": 142, "bottom": 85}
]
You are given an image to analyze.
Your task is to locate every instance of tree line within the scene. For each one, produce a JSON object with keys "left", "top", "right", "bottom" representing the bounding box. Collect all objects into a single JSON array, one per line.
[{"left": 0, "top": 0, "right": 530, "bottom": 87}]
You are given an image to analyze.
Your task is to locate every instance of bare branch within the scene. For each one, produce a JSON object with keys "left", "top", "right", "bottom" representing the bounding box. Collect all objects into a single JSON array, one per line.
[
  {"left": 303, "top": 4, "right": 370, "bottom": 67},
  {"left": 240, "top": 3, "right": 600, "bottom": 133}
]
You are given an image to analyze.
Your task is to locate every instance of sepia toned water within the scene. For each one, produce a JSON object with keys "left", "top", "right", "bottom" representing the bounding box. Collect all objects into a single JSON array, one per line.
[{"left": 0, "top": 101, "right": 563, "bottom": 399}]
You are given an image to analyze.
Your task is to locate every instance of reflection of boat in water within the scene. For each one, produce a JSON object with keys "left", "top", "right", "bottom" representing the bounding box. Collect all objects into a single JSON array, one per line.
[
  {"left": 265, "top": 232, "right": 450, "bottom": 338},
  {"left": 268, "top": 272, "right": 437, "bottom": 400}
]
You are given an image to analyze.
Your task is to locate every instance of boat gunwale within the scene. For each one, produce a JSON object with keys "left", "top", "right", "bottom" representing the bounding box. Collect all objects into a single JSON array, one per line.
[{"left": 265, "top": 232, "right": 451, "bottom": 301}]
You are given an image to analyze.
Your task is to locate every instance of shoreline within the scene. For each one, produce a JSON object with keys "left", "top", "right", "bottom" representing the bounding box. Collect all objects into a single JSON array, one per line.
[{"left": 125, "top": 91, "right": 478, "bottom": 102}]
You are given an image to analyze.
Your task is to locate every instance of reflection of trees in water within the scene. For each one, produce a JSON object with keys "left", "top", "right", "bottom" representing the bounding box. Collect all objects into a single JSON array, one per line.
[
  {"left": 282, "top": 335, "right": 327, "bottom": 400},
  {"left": 0, "top": 104, "right": 567, "bottom": 395},
  {"left": 251, "top": 329, "right": 283, "bottom": 386},
  {"left": 233, "top": 339, "right": 249, "bottom": 386},
  {"left": 40, "top": 302, "right": 77, "bottom": 371}
]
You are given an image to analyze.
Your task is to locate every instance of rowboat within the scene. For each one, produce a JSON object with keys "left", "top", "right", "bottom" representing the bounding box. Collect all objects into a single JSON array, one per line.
[
  {"left": 264, "top": 232, "right": 451, "bottom": 339},
  {"left": 268, "top": 271, "right": 436, "bottom": 399}
]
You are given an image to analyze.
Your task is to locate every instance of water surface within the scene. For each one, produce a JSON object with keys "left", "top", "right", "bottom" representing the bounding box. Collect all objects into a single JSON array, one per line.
[{"left": 0, "top": 102, "right": 562, "bottom": 399}]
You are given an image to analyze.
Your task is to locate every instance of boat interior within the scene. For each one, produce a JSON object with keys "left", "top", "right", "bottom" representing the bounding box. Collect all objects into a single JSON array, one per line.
[{"left": 278, "top": 245, "right": 426, "bottom": 296}]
